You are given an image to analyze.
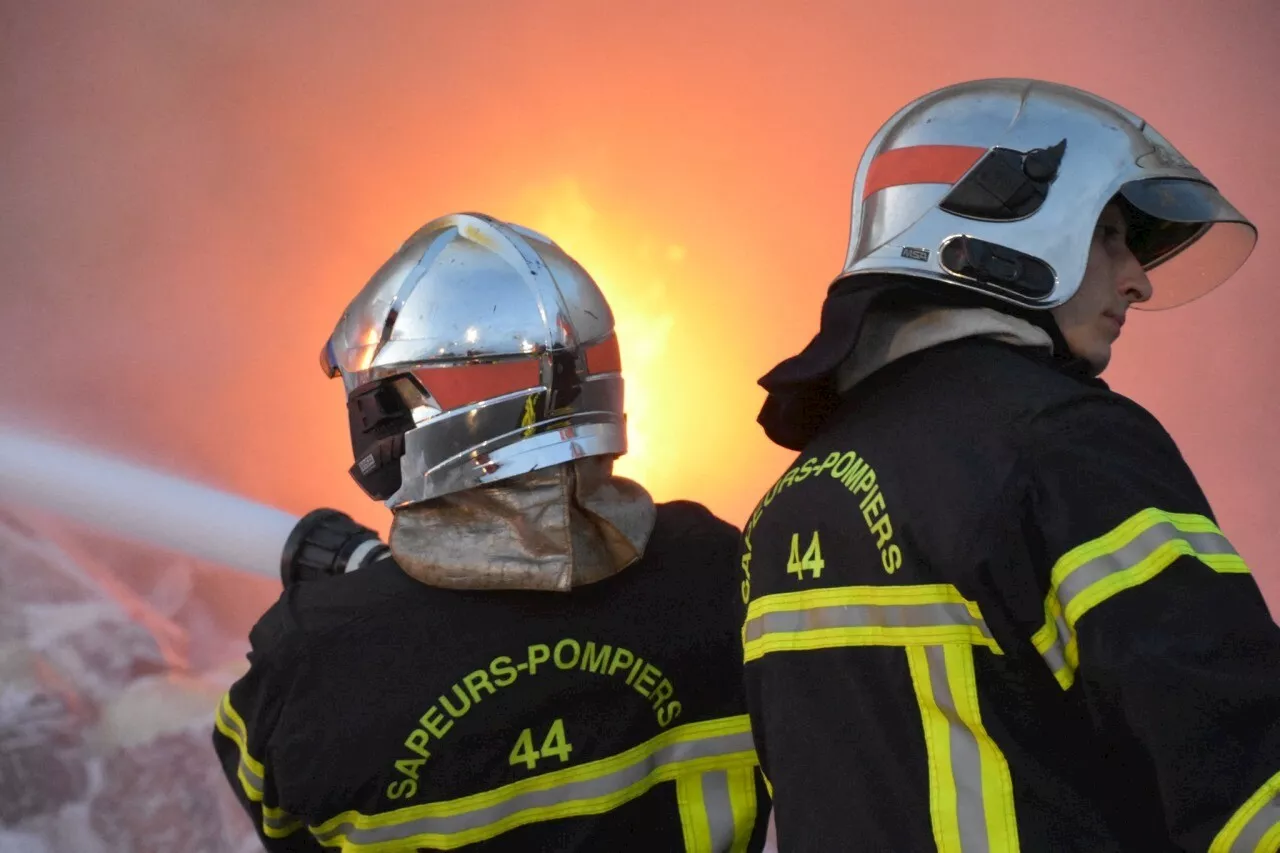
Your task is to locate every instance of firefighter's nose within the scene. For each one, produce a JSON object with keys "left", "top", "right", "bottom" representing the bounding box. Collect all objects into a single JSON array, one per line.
[{"left": 1118, "top": 247, "right": 1152, "bottom": 305}]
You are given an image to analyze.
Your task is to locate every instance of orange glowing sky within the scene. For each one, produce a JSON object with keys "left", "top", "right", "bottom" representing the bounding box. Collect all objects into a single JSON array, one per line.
[{"left": 2, "top": 1, "right": 1278, "bottom": 608}]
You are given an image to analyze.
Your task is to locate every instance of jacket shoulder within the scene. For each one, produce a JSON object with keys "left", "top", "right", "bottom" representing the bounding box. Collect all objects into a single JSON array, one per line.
[
  {"left": 640, "top": 501, "right": 741, "bottom": 588},
  {"left": 1027, "top": 383, "right": 1175, "bottom": 441},
  {"left": 1023, "top": 387, "right": 1203, "bottom": 503},
  {"left": 852, "top": 339, "right": 1118, "bottom": 430},
  {"left": 932, "top": 340, "right": 1103, "bottom": 402},
  {"left": 251, "top": 556, "right": 420, "bottom": 647},
  {"left": 652, "top": 500, "right": 738, "bottom": 544}
]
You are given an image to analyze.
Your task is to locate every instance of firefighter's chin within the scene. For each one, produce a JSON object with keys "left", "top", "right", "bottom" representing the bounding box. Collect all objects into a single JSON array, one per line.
[
  {"left": 387, "top": 458, "right": 657, "bottom": 592},
  {"left": 1059, "top": 313, "right": 1121, "bottom": 377}
]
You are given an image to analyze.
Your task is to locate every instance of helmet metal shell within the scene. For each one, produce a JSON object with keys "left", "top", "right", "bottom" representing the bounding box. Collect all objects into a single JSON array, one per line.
[
  {"left": 840, "top": 78, "right": 1256, "bottom": 310},
  {"left": 322, "top": 213, "right": 626, "bottom": 508}
]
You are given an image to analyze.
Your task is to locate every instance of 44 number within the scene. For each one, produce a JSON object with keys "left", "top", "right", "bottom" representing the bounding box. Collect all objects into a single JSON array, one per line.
[
  {"left": 509, "top": 718, "right": 574, "bottom": 771},
  {"left": 787, "top": 531, "right": 825, "bottom": 580}
]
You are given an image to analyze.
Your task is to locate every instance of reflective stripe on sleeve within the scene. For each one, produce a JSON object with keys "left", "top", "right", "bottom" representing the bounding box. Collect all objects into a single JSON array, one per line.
[
  {"left": 308, "top": 715, "right": 758, "bottom": 851},
  {"left": 1210, "top": 768, "right": 1280, "bottom": 853},
  {"left": 213, "top": 692, "right": 303, "bottom": 838},
  {"left": 1031, "top": 508, "right": 1248, "bottom": 690},
  {"left": 742, "top": 584, "right": 1002, "bottom": 663},
  {"left": 907, "top": 644, "right": 1020, "bottom": 853},
  {"left": 264, "top": 805, "right": 304, "bottom": 839},
  {"left": 677, "top": 767, "right": 758, "bottom": 853},
  {"left": 214, "top": 693, "right": 265, "bottom": 801}
]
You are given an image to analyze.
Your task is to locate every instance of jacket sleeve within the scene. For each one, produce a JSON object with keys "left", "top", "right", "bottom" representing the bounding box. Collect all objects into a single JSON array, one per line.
[
  {"left": 212, "top": 598, "right": 320, "bottom": 852},
  {"left": 1025, "top": 396, "right": 1280, "bottom": 852}
]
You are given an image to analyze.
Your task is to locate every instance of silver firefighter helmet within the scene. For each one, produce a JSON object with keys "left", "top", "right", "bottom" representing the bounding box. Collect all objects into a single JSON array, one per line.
[
  {"left": 840, "top": 78, "right": 1256, "bottom": 310},
  {"left": 320, "top": 212, "right": 626, "bottom": 508}
]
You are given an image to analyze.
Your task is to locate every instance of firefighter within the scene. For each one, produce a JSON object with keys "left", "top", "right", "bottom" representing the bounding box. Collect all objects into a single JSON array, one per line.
[
  {"left": 739, "top": 79, "right": 1280, "bottom": 851},
  {"left": 213, "top": 213, "right": 770, "bottom": 851}
]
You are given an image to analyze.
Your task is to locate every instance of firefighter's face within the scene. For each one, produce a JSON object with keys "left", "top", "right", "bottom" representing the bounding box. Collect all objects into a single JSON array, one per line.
[{"left": 1052, "top": 202, "right": 1153, "bottom": 374}]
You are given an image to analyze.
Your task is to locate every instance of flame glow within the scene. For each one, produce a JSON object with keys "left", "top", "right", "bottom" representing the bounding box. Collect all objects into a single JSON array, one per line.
[
  {"left": 7, "top": 1, "right": 1272, "bottom": 608},
  {"left": 510, "top": 179, "right": 679, "bottom": 493}
]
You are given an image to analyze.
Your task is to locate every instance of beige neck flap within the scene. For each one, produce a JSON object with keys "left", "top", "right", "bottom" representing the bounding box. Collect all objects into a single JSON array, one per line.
[
  {"left": 836, "top": 304, "right": 1054, "bottom": 394},
  {"left": 388, "top": 457, "right": 657, "bottom": 592}
]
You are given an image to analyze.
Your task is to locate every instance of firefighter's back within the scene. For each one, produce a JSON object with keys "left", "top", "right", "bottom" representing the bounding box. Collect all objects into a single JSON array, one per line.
[
  {"left": 251, "top": 499, "right": 767, "bottom": 852},
  {"left": 743, "top": 77, "right": 1280, "bottom": 853},
  {"left": 741, "top": 339, "right": 1192, "bottom": 851}
]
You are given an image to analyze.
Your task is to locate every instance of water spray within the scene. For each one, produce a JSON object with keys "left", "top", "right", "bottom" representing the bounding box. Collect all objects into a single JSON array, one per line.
[{"left": 0, "top": 426, "right": 386, "bottom": 583}]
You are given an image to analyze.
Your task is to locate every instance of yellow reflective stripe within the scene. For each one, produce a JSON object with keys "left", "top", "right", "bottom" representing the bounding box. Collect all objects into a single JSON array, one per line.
[
  {"left": 743, "top": 584, "right": 1002, "bottom": 663},
  {"left": 214, "top": 692, "right": 265, "bottom": 801},
  {"left": 1032, "top": 508, "right": 1248, "bottom": 690},
  {"left": 213, "top": 693, "right": 302, "bottom": 837},
  {"left": 309, "top": 715, "right": 758, "bottom": 851},
  {"left": 677, "top": 773, "right": 712, "bottom": 851},
  {"left": 908, "top": 646, "right": 960, "bottom": 851},
  {"left": 1210, "top": 768, "right": 1280, "bottom": 853},
  {"left": 907, "top": 645, "right": 1019, "bottom": 853},
  {"left": 264, "top": 804, "right": 304, "bottom": 839},
  {"left": 676, "top": 767, "right": 758, "bottom": 853},
  {"left": 725, "top": 766, "right": 758, "bottom": 853}
]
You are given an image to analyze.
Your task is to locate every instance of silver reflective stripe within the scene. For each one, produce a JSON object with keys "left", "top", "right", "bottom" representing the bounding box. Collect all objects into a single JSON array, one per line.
[
  {"left": 1056, "top": 525, "right": 1236, "bottom": 610},
  {"left": 311, "top": 730, "right": 756, "bottom": 846},
  {"left": 742, "top": 601, "right": 994, "bottom": 645},
  {"left": 1039, "top": 523, "right": 1238, "bottom": 676},
  {"left": 1230, "top": 793, "right": 1280, "bottom": 853},
  {"left": 216, "top": 698, "right": 265, "bottom": 795},
  {"left": 924, "top": 646, "right": 989, "bottom": 851},
  {"left": 700, "top": 770, "right": 736, "bottom": 852},
  {"left": 1039, "top": 631, "right": 1068, "bottom": 676},
  {"left": 1039, "top": 608, "right": 1073, "bottom": 679}
]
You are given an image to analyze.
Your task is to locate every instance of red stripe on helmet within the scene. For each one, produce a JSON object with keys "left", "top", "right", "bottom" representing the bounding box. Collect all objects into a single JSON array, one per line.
[
  {"left": 862, "top": 145, "right": 988, "bottom": 200},
  {"left": 584, "top": 335, "right": 622, "bottom": 375},
  {"left": 411, "top": 360, "right": 541, "bottom": 411}
]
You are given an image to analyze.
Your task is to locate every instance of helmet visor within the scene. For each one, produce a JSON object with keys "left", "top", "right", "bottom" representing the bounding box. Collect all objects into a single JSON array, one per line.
[{"left": 1119, "top": 178, "right": 1257, "bottom": 310}]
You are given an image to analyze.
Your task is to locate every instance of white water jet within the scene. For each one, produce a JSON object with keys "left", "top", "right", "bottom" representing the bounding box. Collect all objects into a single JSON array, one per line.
[{"left": 0, "top": 425, "right": 298, "bottom": 578}]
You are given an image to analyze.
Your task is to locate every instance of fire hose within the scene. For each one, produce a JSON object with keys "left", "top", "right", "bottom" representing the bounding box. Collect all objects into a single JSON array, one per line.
[{"left": 0, "top": 425, "right": 387, "bottom": 585}]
